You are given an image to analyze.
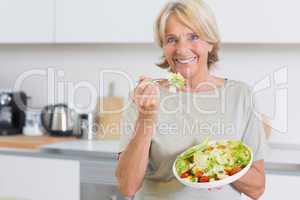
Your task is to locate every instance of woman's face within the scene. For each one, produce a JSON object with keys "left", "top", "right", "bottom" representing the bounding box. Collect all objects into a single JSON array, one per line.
[{"left": 163, "top": 15, "right": 213, "bottom": 79}]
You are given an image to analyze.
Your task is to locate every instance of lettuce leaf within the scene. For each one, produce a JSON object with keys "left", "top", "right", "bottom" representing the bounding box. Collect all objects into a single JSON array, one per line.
[
  {"left": 168, "top": 73, "right": 185, "bottom": 89},
  {"left": 180, "top": 138, "right": 209, "bottom": 160},
  {"left": 175, "top": 158, "right": 189, "bottom": 175}
]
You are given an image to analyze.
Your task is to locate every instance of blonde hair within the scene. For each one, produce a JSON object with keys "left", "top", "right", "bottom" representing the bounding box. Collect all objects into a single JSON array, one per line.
[{"left": 154, "top": 0, "right": 221, "bottom": 69}]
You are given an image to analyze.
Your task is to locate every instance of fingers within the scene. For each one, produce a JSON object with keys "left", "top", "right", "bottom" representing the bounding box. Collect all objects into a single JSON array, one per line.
[
  {"left": 139, "top": 83, "right": 158, "bottom": 108},
  {"left": 138, "top": 75, "right": 147, "bottom": 82},
  {"left": 135, "top": 78, "right": 153, "bottom": 96},
  {"left": 133, "top": 76, "right": 159, "bottom": 114},
  {"left": 142, "top": 85, "right": 158, "bottom": 108}
]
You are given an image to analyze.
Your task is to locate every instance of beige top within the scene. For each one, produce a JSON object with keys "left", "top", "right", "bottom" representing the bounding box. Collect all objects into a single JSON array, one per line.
[{"left": 119, "top": 79, "right": 267, "bottom": 200}]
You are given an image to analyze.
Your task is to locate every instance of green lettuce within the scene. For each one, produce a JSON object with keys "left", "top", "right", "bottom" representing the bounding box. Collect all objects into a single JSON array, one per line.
[
  {"left": 230, "top": 141, "right": 251, "bottom": 167},
  {"left": 180, "top": 138, "right": 209, "bottom": 160},
  {"left": 176, "top": 158, "right": 189, "bottom": 175},
  {"left": 168, "top": 73, "right": 185, "bottom": 89}
]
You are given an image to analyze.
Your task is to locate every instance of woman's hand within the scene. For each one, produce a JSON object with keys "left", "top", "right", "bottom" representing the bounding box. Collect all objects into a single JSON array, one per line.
[
  {"left": 231, "top": 160, "right": 265, "bottom": 199},
  {"left": 133, "top": 76, "right": 160, "bottom": 119}
]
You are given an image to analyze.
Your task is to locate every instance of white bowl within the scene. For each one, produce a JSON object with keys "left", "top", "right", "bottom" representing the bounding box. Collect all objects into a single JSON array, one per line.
[{"left": 172, "top": 141, "right": 253, "bottom": 189}]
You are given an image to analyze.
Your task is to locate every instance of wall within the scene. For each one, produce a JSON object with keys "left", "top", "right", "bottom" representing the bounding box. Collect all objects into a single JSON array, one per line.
[{"left": 0, "top": 43, "right": 299, "bottom": 144}]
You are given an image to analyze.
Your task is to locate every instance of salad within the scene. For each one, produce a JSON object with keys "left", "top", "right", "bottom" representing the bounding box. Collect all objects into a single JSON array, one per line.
[
  {"left": 175, "top": 139, "right": 252, "bottom": 183},
  {"left": 168, "top": 72, "right": 185, "bottom": 90}
]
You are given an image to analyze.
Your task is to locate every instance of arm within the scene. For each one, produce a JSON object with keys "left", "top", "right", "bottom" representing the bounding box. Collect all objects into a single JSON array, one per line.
[
  {"left": 115, "top": 76, "right": 159, "bottom": 197},
  {"left": 231, "top": 160, "right": 265, "bottom": 200},
  {"left": 115, "top": 115, "right": 155, "bottom": 197}
]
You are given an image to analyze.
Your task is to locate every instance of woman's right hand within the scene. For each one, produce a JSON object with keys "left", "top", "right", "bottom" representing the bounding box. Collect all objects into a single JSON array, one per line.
[{"left": 132, "top": 76, "right": 160, "bottom": 119}]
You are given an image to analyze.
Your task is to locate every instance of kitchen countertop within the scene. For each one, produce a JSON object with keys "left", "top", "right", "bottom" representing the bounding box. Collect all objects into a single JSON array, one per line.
[
  {"left": 264, "top": 144, "right": 300, "bottom": 174},
  {"left": 1, "top": 138, "right": 299, "bottom": 193},
  {"left": 0, "top": 137, "right": 121, "bottom": 161},
  {"left": 41, "top": 139, "right": 120, "bottom": 159},
  {"left": 0, "top": 135, "right": 77, "bottom": 150},
  {"left": 57, "top": 141, "right": 300, "bottom": 175},
  {"left": 41, "top": 140, "right": 300, "bottom": 173},
  {"left": 40, "top": 140, "right": 300, "bottom": 162},
  {"left": 1, "top": 137, "right": 300, "bottom": 174}
]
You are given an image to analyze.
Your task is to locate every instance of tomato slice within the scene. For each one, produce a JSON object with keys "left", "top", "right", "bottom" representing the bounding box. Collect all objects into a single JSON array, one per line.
[
  {"left": 224, "top": 168, "right": 231, "bottom": 175},
  {"left": 229, "top": 166, "right": 242, "bottom": 176},
  {"left": 180, "top": 172, "right": 190, "bottom": 178},
  {"left": 195, "top": 171, "right": 203, "bottom": 178},
  {"left": 198, "top": 176, "right": 209, "bottom": 182}
]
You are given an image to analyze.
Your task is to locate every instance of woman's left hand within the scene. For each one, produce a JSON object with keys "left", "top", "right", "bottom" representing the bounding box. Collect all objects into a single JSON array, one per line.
[{"left": 231, "top": 160, "right": 265, "bottom": 199}]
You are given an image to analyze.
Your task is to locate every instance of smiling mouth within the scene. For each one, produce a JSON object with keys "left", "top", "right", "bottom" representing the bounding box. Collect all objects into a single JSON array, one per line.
[{"left": 175, "top": 56, "right": 197, "bottom": 65}]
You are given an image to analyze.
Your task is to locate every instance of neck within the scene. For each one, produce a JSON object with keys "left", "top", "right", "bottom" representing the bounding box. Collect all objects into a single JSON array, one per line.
[{"left": 185, "top": 67, "right": 214, "bottom": 92}]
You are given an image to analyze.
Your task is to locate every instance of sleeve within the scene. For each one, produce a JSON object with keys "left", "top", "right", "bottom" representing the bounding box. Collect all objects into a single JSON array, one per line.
[
  {"left": 241, "top": 86, "right": 269, "bottom": 162},
  {"left": 119, "top": 94, "right": 139, "bottom": 153}
]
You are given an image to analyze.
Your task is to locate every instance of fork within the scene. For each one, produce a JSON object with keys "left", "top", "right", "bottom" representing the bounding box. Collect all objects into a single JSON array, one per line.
[{"left": 136, "top": 78, "right": 169, "bottom": 86}]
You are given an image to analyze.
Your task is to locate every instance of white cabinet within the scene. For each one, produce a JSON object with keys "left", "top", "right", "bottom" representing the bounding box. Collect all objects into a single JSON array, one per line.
[
  {"left": 241, "top": 173, "right": 300, "bottom": 200},
  {"left": 55, "top": 0, "right": 300, "bottom": 44},
  {"left": 0, "top": 155, "right": 80, "bottom": 200},
  {"left": 55, "top": 0, "right": 167, "bottom": 43},
  {"left": 0, "top": 0, "right": 54, "bottom": 43},
  {"left": 207, "top": 0, "right": 300, "bottom": 43},
  {"left": 0, "top": 0, "right": 299, "bottom": 43},
  {"left": 260, "top": 173, "right": 300, "bottom": 200}
]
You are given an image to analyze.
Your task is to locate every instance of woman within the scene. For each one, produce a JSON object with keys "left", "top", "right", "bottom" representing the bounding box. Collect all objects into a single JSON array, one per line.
[{"left": 116, "top": 0, "right": 267, "bottom": 199}]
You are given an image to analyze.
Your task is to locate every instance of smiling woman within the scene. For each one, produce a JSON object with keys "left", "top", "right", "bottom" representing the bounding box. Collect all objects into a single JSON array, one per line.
[
  {"left": 153, "top": 0, "right": 223, "bottom": 91},
  {"left": 115, "top": 0, "right": 267, "bottom": 200},
  {"left": 154, "top": 0, "right": 220, "bottom": 71}
]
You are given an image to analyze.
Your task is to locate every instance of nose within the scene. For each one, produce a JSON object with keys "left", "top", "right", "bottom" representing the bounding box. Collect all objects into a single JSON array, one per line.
[{"left": 175, "top": 39, "right": 191, "bottom": 55}]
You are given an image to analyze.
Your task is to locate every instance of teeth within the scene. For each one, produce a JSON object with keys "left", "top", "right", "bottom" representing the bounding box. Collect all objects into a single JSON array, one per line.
[{"left": 176, "top": 57, "right": 196, "bottom": 64}]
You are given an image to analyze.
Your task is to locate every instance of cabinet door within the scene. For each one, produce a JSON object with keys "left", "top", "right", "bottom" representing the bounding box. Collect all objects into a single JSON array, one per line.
[
  {"left": 55, "top": 0, "right": 167, "bottom": 43},
  {"left": 81, "top": 183, "right": 126, "bottom": 200},
  {"left": 0, "top": 155, "right": 80, "bottom": 200},
  {"left": 56, "top": 0, "right": 299, "bottom": 43},
  {"left": 207, "top": 0, "right": 300, "bottom": 43},
  {"left": 0, "top": 0, "right": 54, "bottom": 43},
  {"left": 241, "top": 173, "right": 300, "bottom": 200},
  {"left": 260, "top": 173, "right": 300, "bottom": 200}
]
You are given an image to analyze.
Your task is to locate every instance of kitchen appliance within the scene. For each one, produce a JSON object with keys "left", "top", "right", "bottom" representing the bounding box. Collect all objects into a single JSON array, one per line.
[
  {"left": 23, "top": 111, "right": 43, "bottom": 136},
  {"left": 79, "top": 113, "right": 96, "bottom": 140},
  {"left": 0, "top": 91, "right": 27, "bottom": 135},
  {"left": 40, "top": 104, "right": 80, "bottom": 137}
]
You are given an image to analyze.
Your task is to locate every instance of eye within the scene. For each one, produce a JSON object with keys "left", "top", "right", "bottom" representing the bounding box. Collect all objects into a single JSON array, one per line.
[
  {"left": 166, "top": 37, "right": 177, "bottom": 44},
  {"left": 189, "top": 34, "right": 199, "bottom": 41}
]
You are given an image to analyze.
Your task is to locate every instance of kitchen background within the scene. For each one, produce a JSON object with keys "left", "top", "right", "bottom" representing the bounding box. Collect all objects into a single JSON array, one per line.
[
  {"left": 0, "top": 0, "right": 300, "bottom": 199},
  {"left": 1, "top": 0, "right": 299, "bottom": 145},
  {"left": 0, "top": 43, "right": 299, "bottom": 144}
]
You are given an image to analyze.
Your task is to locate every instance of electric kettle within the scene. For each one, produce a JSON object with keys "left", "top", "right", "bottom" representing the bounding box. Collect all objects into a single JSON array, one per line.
[{"left": 40, "top": 104, "right": 80, "bottom": 136}]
